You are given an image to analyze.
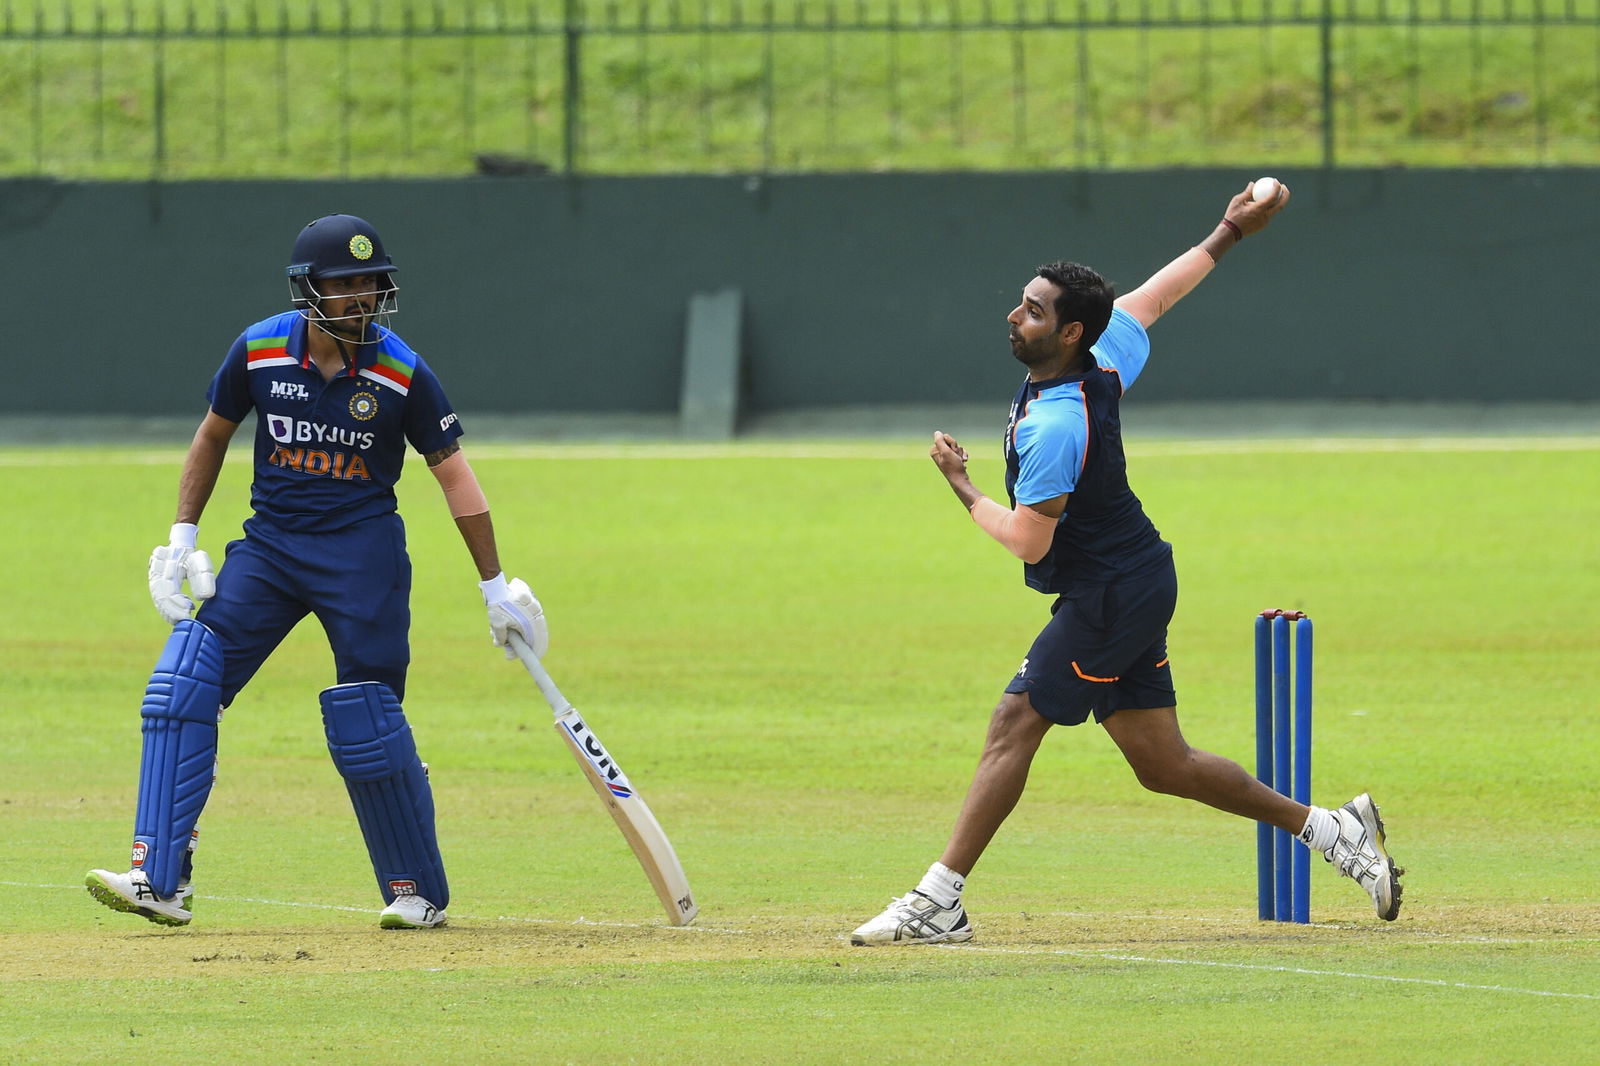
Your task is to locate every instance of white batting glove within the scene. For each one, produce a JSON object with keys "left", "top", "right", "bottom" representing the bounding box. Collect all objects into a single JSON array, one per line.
[
  {"left": 148, "top": 523, "right": 216, "bottom": 625},
  {"left": 480, "top": 572, "right": 548, "bottom": 660}
]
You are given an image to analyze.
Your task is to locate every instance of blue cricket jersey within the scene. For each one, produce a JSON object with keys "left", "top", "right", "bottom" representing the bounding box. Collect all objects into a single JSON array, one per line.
[
  {"left": 1003, "top": 307, "right": 1171, "bottom": 591},
  {"left": 206, "top": 311, "right": 464, "bottom": 533}
]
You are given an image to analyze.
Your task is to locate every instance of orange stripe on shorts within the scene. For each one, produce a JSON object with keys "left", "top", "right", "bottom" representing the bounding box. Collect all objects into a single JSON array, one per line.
[{"left": 1071, "top": 661, "right": 1120, "bottom": 683}]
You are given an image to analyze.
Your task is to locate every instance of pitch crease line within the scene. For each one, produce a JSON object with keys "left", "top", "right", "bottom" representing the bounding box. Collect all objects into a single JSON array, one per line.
[
  {"left": 20, "top": 883, "right": 1593, "bottom": 953},
  {"left": 944, "top": 944, "right": 1600, "bottom": 1001}
]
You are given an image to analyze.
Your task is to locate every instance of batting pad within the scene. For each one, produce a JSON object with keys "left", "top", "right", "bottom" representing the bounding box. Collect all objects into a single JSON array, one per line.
[
  {"left": 320, "top": 682, "right": 448, "bottom": 908},
  {"left": 134, "top": 619, "right": 223, "bottom": 898}
]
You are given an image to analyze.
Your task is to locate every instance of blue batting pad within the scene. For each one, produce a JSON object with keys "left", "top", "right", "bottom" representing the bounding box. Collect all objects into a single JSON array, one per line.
[
  {"left": 134, "top": 619, "right": 223, "bottom": 898},
  {"left": 320, "top": 682, "right": 448, "bottom": 908}
]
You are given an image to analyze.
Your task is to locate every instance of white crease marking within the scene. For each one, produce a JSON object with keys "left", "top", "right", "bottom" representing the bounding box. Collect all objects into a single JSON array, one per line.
[{"left": 940, "top": 943, "right": 1600, "bottom": 1001}]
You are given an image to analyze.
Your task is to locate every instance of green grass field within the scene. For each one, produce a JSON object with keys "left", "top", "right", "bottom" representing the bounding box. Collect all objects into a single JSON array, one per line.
[{"left": 3, "top": 432, "right": 1598, "bottom": 1063}]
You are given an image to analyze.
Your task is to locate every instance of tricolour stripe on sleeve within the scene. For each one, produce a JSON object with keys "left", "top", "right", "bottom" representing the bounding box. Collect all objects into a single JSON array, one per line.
[
  {"left": 360, "top": 336, "right": 416, "bottom": 395},
  {"left": 245, "top": 335, "right": 295, "bottom": 370}
]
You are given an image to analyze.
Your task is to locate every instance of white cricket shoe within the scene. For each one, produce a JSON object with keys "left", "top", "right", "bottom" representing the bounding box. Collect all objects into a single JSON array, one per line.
[
  {"left": 379, "top": 894, "right": 447, "bottom": 930},
  {"left": 1325, "top": 793, "right": 1404, "bottom": 921},
  {"left": 85, "top": 868, "right": 194, "bottom": 927},
  {"left": 850, "top": 891, "right": 974, "bottom": 946}
]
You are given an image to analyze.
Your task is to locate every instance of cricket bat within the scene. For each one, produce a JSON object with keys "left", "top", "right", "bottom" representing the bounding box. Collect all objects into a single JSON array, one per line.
[{"left": 506, "top": 634, "right": 698, "bottom": 926}]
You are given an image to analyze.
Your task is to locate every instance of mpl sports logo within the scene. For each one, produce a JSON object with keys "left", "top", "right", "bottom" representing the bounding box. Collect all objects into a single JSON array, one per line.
[{"left": 270, "top": 380, "right": 311, "bottom": 401}]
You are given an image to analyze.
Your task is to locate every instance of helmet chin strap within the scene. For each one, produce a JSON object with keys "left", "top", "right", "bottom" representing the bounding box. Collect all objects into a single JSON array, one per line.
[
  {"left": 300, "top": 304, "right": 382, "bottom": 378},
  {"left": 303, "top": 313, "right": 360, "bottom": 376},
  {"left": 332, "top": 331, "right": 356, "bottom": 376}
]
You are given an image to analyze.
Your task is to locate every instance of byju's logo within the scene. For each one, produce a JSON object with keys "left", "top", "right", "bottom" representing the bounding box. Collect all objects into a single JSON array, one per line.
[
  {"left": 267, "top": 416, "right": 375, "bottom": 451},
  {"left": 270, "top": 380, "right": 311, "bottom": 401}
]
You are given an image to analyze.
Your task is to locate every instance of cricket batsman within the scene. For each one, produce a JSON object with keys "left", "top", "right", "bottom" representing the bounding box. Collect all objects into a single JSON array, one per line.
[
  {"left": 87, "top": 213, "right": 545, "bottom": 929},
  {"left": 851, "top": 181, "right": 1405, "bottom": 945}
]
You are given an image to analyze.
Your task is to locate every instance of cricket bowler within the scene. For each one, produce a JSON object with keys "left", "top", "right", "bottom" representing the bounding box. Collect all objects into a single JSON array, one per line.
[{"left": 851, "top": 181, "right": 1405, "bottom": 945}]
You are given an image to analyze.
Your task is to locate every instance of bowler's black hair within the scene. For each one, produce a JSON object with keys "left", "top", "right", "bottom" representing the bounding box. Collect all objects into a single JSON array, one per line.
[{"left": 1035, "top": 261, "right": 1115, "bottom": 349}]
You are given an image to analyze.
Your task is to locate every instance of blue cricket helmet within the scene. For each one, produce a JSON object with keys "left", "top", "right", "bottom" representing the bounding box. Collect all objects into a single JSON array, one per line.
[{"left": 286, "top": 213, "right": 398, "bottom": 309}]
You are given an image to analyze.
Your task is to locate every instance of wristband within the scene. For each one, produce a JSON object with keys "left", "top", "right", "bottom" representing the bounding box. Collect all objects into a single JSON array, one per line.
[
  {"left": 478, "top": 572, "right": 508, "bottom": 603},
  {"left": 1219, "top": 217, "right": 1243, "bottom": 242},
  {"left": 169, "top": 522, "right": 199, "bottom": 549}
]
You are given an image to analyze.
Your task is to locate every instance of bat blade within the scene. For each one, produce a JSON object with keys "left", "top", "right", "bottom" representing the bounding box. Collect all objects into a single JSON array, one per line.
[
  {"left": 554, "top": 707, "right": 698, "bottom": 926},
  {"left": 507, "top": 634, "right": 697, "bottom": 926}
]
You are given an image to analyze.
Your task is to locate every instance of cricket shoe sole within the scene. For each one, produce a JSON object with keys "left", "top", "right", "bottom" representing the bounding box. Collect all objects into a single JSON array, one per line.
[{"left": 85, "top": 868, "right": 194, "bottom": 927}]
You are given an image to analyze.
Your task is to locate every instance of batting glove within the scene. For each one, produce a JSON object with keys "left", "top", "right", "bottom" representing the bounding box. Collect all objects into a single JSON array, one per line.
[
  {"left": 148, "top": 523, "right": 216, "bottom": 625},
  {"left": 481, "top": 572, "right": 548, "bottom": 659}
]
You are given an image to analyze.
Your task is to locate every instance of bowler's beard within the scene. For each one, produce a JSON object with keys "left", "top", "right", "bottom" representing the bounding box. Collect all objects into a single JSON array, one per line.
[{"left": 1009, "top": 329, "right": 1058, "bottom": 369}]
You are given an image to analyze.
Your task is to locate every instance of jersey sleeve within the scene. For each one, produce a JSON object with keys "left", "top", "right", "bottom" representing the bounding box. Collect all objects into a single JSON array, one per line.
[
  {"left": 1090, "top": 307, "right": 1152, "bottom": 393},
  {"left": 402, "top": 356, "right": 466, "bottom": 456},
  {"left": 205, "top": 333, "right": 255, "bottom": 421},
  {"left": 1011, "top": 396, "right": 1087, "bottom": 505}
]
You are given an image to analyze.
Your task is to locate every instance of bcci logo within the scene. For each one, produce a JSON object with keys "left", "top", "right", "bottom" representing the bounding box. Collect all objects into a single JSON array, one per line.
[
  {"left": 349, "top": 234, "right": 374, "bottom": 260},
  {"left": 349, "top": 391, "right": 379, "bottom": 421}
]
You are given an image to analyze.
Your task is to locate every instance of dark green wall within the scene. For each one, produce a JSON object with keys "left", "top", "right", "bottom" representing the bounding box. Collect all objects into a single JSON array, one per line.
[{"left": 4, "top": 169, "right": 1595, "bottom": 417}]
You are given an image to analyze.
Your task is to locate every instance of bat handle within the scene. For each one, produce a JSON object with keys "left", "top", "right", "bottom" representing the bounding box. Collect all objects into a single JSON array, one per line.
[{"left": 506, "top": 632, "right": 573, "bottom": 716}]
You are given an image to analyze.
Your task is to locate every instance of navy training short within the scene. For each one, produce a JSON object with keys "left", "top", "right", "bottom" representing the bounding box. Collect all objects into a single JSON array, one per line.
[
  {"left": 1003, "top": 557, "right": 1178, "bottom": 727},
  {"left": 195, "top": 512, "right": 413, "bottom": 706}
]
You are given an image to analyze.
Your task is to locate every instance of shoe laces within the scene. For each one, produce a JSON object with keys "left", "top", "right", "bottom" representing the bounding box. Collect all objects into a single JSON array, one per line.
[
  {"left": 883, "top": 892, "right": 932, "bottom": 914},
  {"left": 131, "top": 874, "right": 187, "bottom": 906}
]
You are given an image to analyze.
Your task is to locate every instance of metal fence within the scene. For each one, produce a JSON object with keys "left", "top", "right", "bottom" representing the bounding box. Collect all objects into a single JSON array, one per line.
[{"left": 2, "top": 0, "right": 1596, "bottom": 178}]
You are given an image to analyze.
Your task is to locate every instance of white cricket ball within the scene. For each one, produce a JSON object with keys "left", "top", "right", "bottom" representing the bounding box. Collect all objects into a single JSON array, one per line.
[{"left": 1252, "top": 176, "right": 1282, "bottom": 202}]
